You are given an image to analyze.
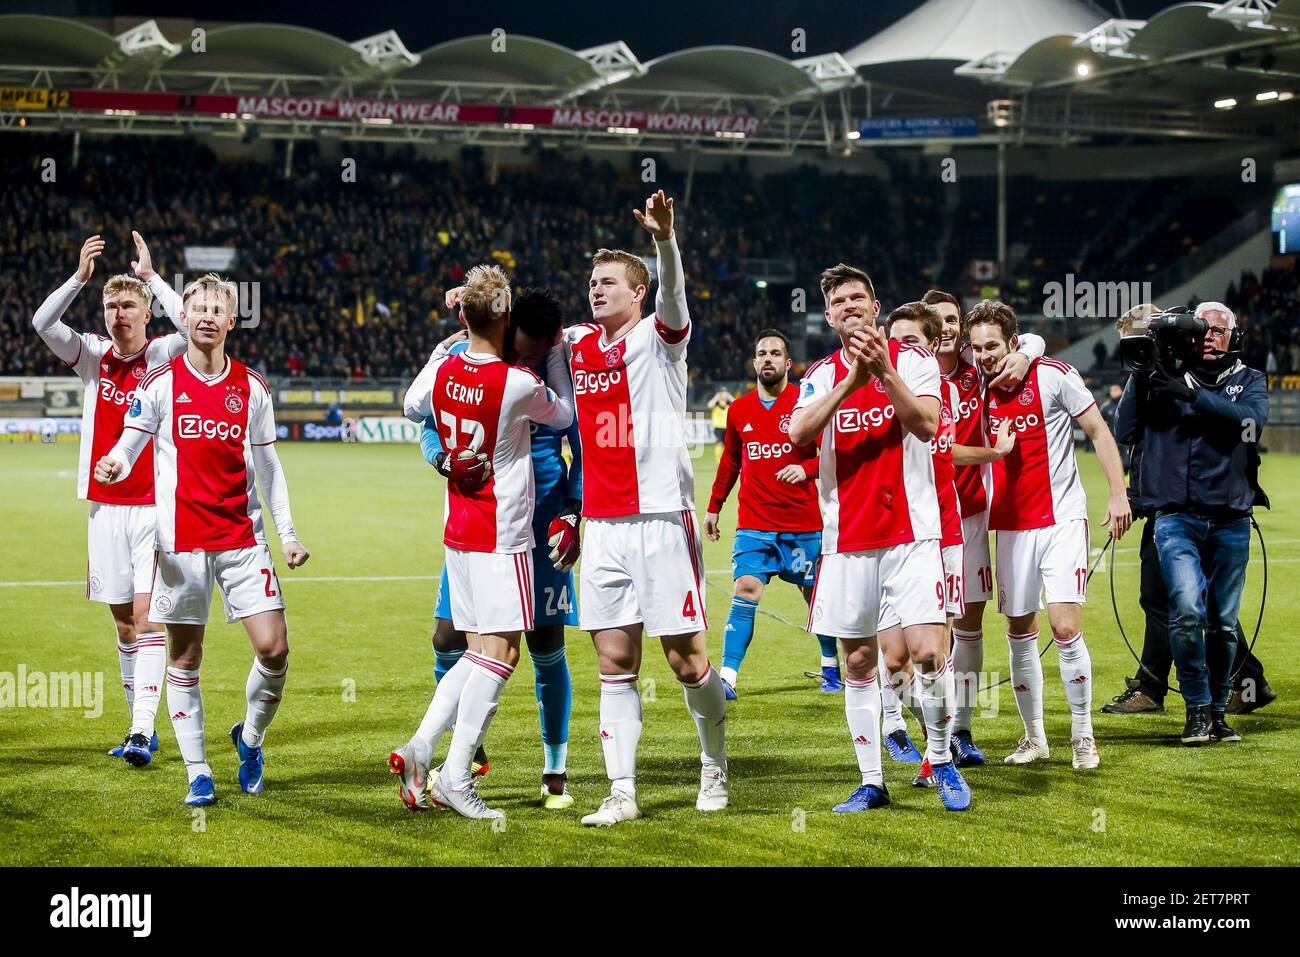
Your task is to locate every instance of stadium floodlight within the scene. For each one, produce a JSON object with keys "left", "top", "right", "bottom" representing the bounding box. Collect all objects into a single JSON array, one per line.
[
  {"left": 503, "top": 123, "right": 536, "bottom": 132},
  {"left": 1256, "top": 90, "right": 1280, "bottom": 101},
  {"left": 846, "top": 130, "right": 861, "bottom": 140},
  {"left": 606, "top": 126, "right": 640, "bottom": 135},
  {"left": 1075, "top": 62, "right": 1091, "bottom": 77},
  {"left": 714, "top": 131, "right": 746, "bottom": 140},
  {"left": 1215, "top": 98, "right": 1238, "bottom": 109},
  {"left": 755, "top": 280, "right": 768, "bottom": 289},
  {"left": 362, "top": 117, "right": 395, "bottom": 126}
]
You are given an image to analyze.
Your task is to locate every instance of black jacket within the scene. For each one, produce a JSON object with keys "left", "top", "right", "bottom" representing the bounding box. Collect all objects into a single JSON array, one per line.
[{"left": 1115, "top": 361, "right": 1268, "bottom": 518}]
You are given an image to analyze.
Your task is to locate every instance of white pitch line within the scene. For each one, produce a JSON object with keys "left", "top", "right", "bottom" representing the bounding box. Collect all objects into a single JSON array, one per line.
[{"left": 0, "top": 574, "right": 439, "bottom": 588}]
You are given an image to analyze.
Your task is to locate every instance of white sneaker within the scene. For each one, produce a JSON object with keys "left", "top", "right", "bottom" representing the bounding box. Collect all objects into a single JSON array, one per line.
[
  {"left": 388, "top": 743, "right": 428, "bottom": 812},
  {"left": 435, "top": 772, "right": 503, "bottom": 821},
  {"left": 1071, "top": 735, "right": 1101, "bottom": 770},
  {"left": 581, "top": 790, "right": 642, "bottom": 827},
  {"left": 1003, "top": 736, "right": 1050, "bottom": 765},
  {"left": 696, "top": 764, "right": 729, "bottom": 811}
]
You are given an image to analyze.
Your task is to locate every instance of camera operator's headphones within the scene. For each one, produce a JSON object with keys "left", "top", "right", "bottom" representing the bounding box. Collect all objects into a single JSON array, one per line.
[{"left": 1191, "top": 302, "right": 1243, "bottom": 358}]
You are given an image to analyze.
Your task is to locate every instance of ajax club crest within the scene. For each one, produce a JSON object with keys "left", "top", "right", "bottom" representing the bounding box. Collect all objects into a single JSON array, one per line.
[
  {"left": 224, "top": 391, "right": 245, "bottom": 414},
  {"left": 1018, "top": 388, "right": 1035, "bottom": 406},
  {"left": 778, "top": 414, "right": 791, "bottom": 434}
]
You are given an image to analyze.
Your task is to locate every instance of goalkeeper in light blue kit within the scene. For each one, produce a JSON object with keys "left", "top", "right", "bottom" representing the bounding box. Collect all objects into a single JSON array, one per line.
[{"left": 421, "top": 286, "right": 582, "bottom": 809}]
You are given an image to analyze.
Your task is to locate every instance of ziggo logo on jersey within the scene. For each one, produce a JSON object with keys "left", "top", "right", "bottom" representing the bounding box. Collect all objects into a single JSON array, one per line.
[
  {"left": 177, "top": 414, "right": 244, "bottom": 441},
  {"left": 574, "top": 369, "right": 623, "bottom": 395},
  {"left": 835, "top": 405, "right": 894, "bottom": 432},
  {"left": 988, "top": 412, "right": 1041, "bottom": 435},
  {"left": 99, "top": 380, "right": 136, "bottom": 407},
  {"left": 747, "top": 441, "right": 793, "bottom": 460}
]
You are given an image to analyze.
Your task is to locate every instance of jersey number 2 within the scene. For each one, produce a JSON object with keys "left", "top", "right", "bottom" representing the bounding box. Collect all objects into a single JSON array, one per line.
[{"left": 261, "top": 568, "right": 277, "bottom": 598}]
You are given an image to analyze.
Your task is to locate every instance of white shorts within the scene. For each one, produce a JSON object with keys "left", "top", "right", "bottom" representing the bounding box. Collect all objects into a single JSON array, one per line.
[
  {"left": 86, "top": 502, "right": 157, "bottom": 605},
  {"left": 995, "top": 519, "right": 1089, "bottom": 618},
  {"left": 960, "top": 510, "right": 993, "bottom": 604},
  {"left": 579, "top": 510, "right": 706, "bottom": 637},
  {"left": 941, "top": 543, "right": 965, "bottom": 618},
  {"left": 150, "top": 544, "right": 285, "bottom": 626},
  {"left": 445, "top": 548, "right": 534, "bottom": 635},
  {"left": 808, "top": 540, "right": 945, "bottom": 639}
]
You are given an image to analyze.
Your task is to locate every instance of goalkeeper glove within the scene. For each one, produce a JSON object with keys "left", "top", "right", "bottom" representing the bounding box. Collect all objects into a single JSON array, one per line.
[
  {"left": 547, "top": 509, "right": 581, "bottom": 572},
  {"left": 434, "top": 446, "right": 492, "bottom": 490}
]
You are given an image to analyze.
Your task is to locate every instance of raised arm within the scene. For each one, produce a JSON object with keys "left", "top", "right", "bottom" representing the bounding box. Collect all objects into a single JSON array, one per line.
[
  {"left": 131, "top": 231, "right": 186, "bottom": 337},
  {"left": 34, "top": 235, "right": 105, "bottom": 366}
]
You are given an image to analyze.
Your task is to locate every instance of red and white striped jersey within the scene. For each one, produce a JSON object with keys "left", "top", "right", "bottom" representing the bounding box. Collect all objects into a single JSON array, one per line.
[
  {"left": 933, "top": 379, "right": 963, "bottom": 548},
  {"left": 409, "top": 351, "right": 574, "bottom": 553},
  {"left": 943, "top": 354, "right": 988, "bottom": 518},
  {"left": 983, "top": 357, "right": 1096, "bottom": 531},
  {"left": 69, "top": 333, "right": 186, "bottom": 505},
  {"left": 566, "top": 315, "right": 695, "bottom": 518},
  {"left": 796, "top": 340, "right": 943, "bottom": 553},
  {"left": 125, "top": 354, "right": 277, "bottom": 552}
]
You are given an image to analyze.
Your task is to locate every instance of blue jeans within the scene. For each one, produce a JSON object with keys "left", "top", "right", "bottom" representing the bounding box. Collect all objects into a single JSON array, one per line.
[{"left": 1153, "top": 513, "right": 1250, "bottom": 708}]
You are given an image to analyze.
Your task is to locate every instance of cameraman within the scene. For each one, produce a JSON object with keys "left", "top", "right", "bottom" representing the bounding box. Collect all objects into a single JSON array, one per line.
[{"left": 1114, "top": 302, "right": 1269, "bottom": 745}]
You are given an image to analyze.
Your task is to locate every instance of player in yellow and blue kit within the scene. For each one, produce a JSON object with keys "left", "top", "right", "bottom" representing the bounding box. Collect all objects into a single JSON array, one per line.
[{"left": 422, "top": 288, "right": 581, "bottom": 809}]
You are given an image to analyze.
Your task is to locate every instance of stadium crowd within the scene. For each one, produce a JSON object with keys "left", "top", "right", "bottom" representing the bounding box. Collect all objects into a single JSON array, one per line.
[{"left": 2, "top": 134, "right": 1257, "bottom": 384}]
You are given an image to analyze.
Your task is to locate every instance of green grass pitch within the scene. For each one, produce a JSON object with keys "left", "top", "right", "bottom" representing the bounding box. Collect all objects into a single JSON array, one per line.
[{"left": 1, "top": 439, "right": 1296, "bottom": 866}]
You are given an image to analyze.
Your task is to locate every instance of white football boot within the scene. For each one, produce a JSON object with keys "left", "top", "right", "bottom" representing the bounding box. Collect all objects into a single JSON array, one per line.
[
  {"left": 696, "top": 764, "right": 729, "bottom": 811},
  {"left": 1003, "top": 736, "right": 1050, "bottom": 765},
  {"left": 388, "top": 743, "right": 429, "bottom": 812},
  {"left": 435, "top": 770, "right": 503, "bottom": 821},
  {"left": 581, "top": 790, "right": 642, "bottom": 827},
  {"left": 1071, "top": 735, "right": 1101, "bottom": 770}
]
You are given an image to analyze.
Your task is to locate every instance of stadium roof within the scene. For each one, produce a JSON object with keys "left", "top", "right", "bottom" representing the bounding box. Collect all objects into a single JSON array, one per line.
[
  {"left": 843, "top": 0, "right": 1106, "bottom": 68},
  {"left": 0, "top": 2, "right": 1294, "bottom": 151}
]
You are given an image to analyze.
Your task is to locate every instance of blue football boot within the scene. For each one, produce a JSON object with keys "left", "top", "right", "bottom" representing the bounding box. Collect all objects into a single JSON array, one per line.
[
  {"left": 833, "top": 782, "right": 890, "bottom": 812},
  {"left": 951, "top": 729, "right": 987, "bottom": 767},
  {"left": 931, "top": 761, "right": 972, "bottom": 811},
  {"left": 885, "top": 728, "right": 923, "bottom": 763},
  {"left": 230, "top": 722, "right": 265, "bottom": 795},
  {"left": 820, "top": 665, "right": 844, "bottom": 693},
  {"left": 185, "top": 774, "right": 216, "bottom": 807}
]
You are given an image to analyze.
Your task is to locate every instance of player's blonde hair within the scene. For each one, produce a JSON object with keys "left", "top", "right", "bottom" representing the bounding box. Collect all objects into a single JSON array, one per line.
[
  {"left": 592, "top": 248, "right": 650, "bottom": 293},
  {"left": 1116, "top": 302, "right": 1158, "bottom": 335},
  {"left": 182, "top": 273, "right": 238, "bottom": 316},
  {"left": 459, "top": 264, "right": 512, "bottom": 334},
  {"left": 101, "top": 274, "right": 153, "bottom": 309}
]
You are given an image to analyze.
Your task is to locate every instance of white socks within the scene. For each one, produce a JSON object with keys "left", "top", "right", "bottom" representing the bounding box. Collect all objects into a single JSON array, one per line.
[
  {"left": 845, "top": 673, "right": 883, "bottom": 786},
  {"left": 599, "top": 673, "right": 642, "bottom": 797},
  {"left": 919, "top": 659, "right": 956, "bottom": 765},
  {"left": 680, "top": 663, "right": 727, "bottom": 772},
  {"left": 443, "top": 652, "right": 512, "bottom": 789},
  {"left": 1008, "top": 631, "right": 1046, "bottom": 742},
  {"left": 129, "top": 632, "right": 167, "bottom": 738},
  {"left": 411, "top": 654, "right": 473, "bottom": 768},
  {"left": 117, "top": 637, "right": 136, "bottom": 715},
  {"left": 878, "top": 650, "right": 906, "bottom": 735},
  {"left": 1055, "top": 632, "right": 1094, "bottom": 740},
  {"left": 951, "top": 627, "right": 983, "bottom": 732},
  {"left": 241, "top": 657, "right": 287, "bottom": 748},
  {"left": 166, "top": 666, "right": 209, "bottom": 781}
]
